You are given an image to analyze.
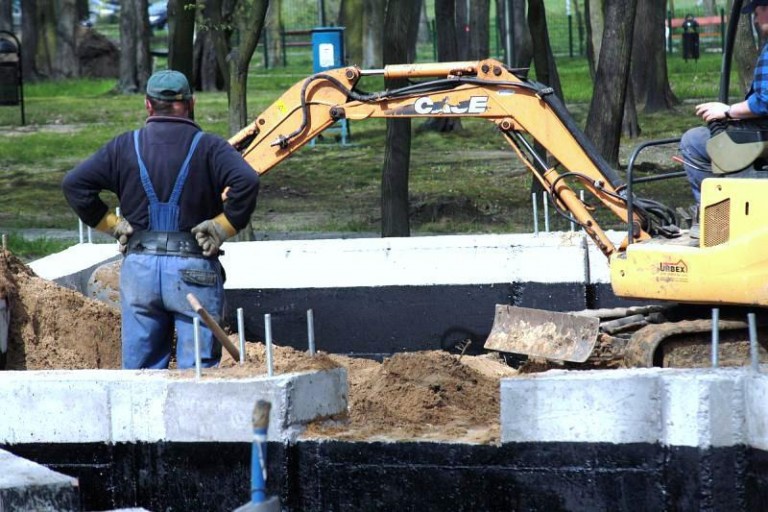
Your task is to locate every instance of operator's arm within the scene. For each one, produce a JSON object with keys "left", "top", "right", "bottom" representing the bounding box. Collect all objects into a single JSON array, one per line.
[
  {"left": 209, "top": 138, "right": 260, "bottom": 231},
  {"left": 62, "top": 140, "right": 120, "bottom": 228},
  {"left": 696, "top": 44, "right": 768, "bottom": 122}
]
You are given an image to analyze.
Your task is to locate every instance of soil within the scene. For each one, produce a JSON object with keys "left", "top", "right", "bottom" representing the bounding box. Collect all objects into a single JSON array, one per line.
[{"left": 0, "top": 249, "right": 520, "bottom": 443}]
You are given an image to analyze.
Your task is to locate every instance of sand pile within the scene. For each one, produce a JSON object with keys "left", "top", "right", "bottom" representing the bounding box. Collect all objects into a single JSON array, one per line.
[{"left": 0, "top": 249, "right": 122, "bottom": 370}]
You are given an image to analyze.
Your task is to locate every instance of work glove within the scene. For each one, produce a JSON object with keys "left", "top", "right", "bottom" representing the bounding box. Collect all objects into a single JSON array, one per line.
[
  {"left": 191, "top": 213, "right": 237, "bottom": 257},
  {"left": 95, "top": 212, "right": 134, "bottom": 254}
]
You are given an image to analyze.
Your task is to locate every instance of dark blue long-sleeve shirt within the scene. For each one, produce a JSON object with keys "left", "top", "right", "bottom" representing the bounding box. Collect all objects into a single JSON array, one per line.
[{"left": 62, "top": 116, "right": 259, "bottom": 232}]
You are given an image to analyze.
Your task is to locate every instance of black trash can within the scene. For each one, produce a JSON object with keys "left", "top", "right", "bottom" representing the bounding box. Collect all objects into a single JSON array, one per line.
[
  {"left": 682, "top": 14, "right": 700, "bottom": 61},
  {"left": 0, "top": 30, "right": 24, "bottom": 124}
]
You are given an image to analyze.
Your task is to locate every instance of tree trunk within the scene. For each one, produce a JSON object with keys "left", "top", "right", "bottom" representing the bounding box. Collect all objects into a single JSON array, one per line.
[
  {"left": 381, "top": 0, "right": 421, "bottom": 238},
  {"left": 455, "top": 0, "right": 469, "bottom": 59},
  {"left": 632, "top": 0, "right": 677, "bottom": 113},
  {"left": 585, "top": 0, "right": 637, "bottom": 167},
  {"left": 0, "top": 0, "right": 12, "bottom": 32},
  {"left": 193, "top": 30, "right": 224, "bottom": 91},
  {"left": 702, "top": 0, "right": 716, "bottom": 16},
  {"left": 34, "top": 0, "right": 55, "bottom": 78},
  {"left": 512, "top": 0, "right": 532, "bottom": 69},
  {"left": 264, "top": 0, "right": 283, "bottom": 68},
  {"left": 734, "top": 10, "right": 759, "bottom": 95},
  {"left": 339, "top": 0, "right": 362, "bottom": 65},
  {"left": 363, "top": 0, "right": 384, "bottom": 67},
  {"left": 468, "top": 0, "right": 489, "bottom": 59},
  {"left": 420, "top": 0, "right": 462, "bottom": 133},
  {"left": 584, "top": 0, "right": 603, "bottom": 79},
  {"left": 527, "top": 0, "right": 563, "bottom": 100},
  {"left": 622, "top": 81, "right": 641, "bottom": 138},
  {"left": 54, "top": 0, "right": 78, "bottom": 78},
  {"left": 117, "top": 0, "right": 151, "bottom": 94},
  {"left": 20, "top": 0, "right": 39, "bottom": 80},
  {"left": 168, "top": 0, "right": 196, "bottom": 84},
  {"left": 226, "top": 0, "right": 269, "bottom": 135}
]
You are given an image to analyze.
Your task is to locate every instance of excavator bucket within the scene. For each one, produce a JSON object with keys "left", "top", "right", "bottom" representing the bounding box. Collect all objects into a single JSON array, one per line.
[{"left": 484, "top": 305, "right": 600, "bottom": 363}]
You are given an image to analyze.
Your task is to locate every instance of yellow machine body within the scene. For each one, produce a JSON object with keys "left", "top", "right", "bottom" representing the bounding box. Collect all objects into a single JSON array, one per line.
[{"left": 610, "top": 178, "right": 768, "bottom": 306}]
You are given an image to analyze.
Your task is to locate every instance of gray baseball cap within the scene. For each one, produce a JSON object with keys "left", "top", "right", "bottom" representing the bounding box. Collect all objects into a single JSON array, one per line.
[{"left": 146, "top": 70, "right": 192, "bottom": 101}]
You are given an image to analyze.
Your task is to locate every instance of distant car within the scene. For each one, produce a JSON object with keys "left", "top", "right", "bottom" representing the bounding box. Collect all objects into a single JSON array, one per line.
[{"left": 148, "top": 1, "right": 168, "bottom": 30}]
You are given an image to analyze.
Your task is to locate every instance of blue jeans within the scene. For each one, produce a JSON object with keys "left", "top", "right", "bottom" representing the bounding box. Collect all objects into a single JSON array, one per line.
[
  {"left": 680, "top": 124, "right": 768, "bottom": 203},
  {"left": 120, "top": 253, "right": 225, "bottom": 369}
]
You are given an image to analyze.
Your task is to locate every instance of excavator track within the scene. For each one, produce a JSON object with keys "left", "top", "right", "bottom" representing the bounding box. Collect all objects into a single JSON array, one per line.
[{"left": 624, "top": 319, "right": 768, "bottom": 368}]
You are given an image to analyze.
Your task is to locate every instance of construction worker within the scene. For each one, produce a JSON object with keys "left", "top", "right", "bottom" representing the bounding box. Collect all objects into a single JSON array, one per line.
[
  {"left": 680, "top": 0, "right": 768, "bottom": 205},
  {"left": 62, "top": 70, "right": 259, "bottom": 370}
]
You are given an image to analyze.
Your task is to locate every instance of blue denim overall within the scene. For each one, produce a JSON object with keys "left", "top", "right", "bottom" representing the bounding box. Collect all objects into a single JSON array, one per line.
[{"left": 120, "top": 130, "right": 225, "bottom": 369}]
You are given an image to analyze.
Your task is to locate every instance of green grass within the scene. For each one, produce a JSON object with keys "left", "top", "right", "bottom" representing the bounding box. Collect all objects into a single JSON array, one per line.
[{"left": 1, "top": 233, "right": 73, "bottom": 260}]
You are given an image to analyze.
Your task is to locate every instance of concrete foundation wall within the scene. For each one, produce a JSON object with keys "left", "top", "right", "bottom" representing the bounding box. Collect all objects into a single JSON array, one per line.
[
  {"left": 501, "top": 368, "right": 768, "bottom": 448},
  {"left": 0, "top": 369, "right": 347, "bottom": 444}
]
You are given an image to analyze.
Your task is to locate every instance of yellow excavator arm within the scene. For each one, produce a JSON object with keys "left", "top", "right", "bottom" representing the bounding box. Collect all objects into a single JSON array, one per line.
[{"left": 229, "top": 59, "right": 660, "bottom": 258}]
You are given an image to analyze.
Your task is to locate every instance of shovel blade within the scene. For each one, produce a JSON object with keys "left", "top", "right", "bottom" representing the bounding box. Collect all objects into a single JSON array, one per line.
[{"left": 484, "top": 305, "right": 600, "bottom": 363}]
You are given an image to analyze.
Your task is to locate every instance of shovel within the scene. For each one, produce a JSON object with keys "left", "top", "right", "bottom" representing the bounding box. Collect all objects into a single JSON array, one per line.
[{"left": 484, "top": 305, "right": 600, "bottom": 363}]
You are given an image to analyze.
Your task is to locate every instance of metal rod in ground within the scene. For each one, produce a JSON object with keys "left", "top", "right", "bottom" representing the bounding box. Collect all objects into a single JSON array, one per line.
[
  {"left": 543, "top": 191, "right": 550, "bottom": 232},
  {"left": 87, "top": 226, "right": 93, "bottom": 243},
  {"left": 265, "top": 314, "right": 274, "bottom": 377},
  {"left": 711, "top": 308, "right": 720, "bottom": 368},
  {"left": 749, "top": 312, "right": 759, "bottom": 372},
  {"left": 237, "top": 307, "right": 246, "bottom": 364},
  {"left": 193, "top": 316, "right": 202, "bottom": 380},
  {"left": 307, "top": 309, "right": 316, "bottom": 356},
  {"left": 531, "top": 193, "right": 539, "bottom": 235},
  {"left": 78, "top": 219, "right": 84, "bottom": 244},
  {"left": 1, "top": 234, "right": 6, "bottom": 251},
  {"left": 250, "top": 400, "right": 271, "bottom": 504}
]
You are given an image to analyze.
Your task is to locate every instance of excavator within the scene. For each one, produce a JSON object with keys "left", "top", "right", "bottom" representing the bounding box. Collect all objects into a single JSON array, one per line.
[{"left": 228, "top": 0, "right": 768, "bottom": 368}]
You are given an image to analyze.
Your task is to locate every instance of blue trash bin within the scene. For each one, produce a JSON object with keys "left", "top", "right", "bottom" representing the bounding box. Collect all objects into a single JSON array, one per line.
[
  {"left": 310, "top": 26, "right": 350, "bottom": 145},
  {"left": 311, "top": 27, "right": 345, "bottom": 73}
]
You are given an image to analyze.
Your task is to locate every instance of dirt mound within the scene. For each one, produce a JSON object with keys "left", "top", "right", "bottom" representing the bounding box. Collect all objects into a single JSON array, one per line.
[
  {"left": 0, "top": 250, "right": 122, "bottom": 370},
  {"left": 214, "top": 340, "right": 517, "bottom": 444}
]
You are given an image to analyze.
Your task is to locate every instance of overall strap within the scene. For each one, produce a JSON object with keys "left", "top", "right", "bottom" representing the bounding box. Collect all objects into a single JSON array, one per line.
[
  {"left": 133, "top": 129, "right": 204, "bottom": 206},
  {"left": 168, "top": 131, "right": 204, "bottom": 206}
]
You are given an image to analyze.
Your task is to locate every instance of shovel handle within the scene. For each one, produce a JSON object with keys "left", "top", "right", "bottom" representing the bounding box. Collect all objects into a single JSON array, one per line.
[{"left": 186, "top": 293, "right": 241, "bottom": 361}]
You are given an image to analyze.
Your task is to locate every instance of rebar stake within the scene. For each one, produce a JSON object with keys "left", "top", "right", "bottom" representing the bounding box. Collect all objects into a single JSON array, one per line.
[
  {"left": 265, "top": 314, "right": 274, "bottom": 377},
  {"left": 307, "top": 309, "right": 316, "bottom": 356},
  {"left": 237, "top": 307, "right": 246, "bottom": 364},
  {"left": 711, "top": 308, "right": 720, "bottom": 368}
]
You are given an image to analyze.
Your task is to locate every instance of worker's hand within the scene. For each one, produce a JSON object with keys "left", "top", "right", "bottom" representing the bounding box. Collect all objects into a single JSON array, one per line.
[
  {"left": 95, "top": 212, "right": 134, "bottom": 254},
  {"left": 191, "top": 213, "right": 237, "bottom": 257},
  {"left": 695, "top": 102, "right": 730, "bottom": 122}
]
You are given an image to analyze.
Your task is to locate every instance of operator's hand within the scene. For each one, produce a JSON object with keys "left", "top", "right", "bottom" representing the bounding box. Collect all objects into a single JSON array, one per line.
[
  {"left": 95, "top": 212, "right": 134, "bottom": 254},
  {"left": 695, "top": 102, "right": 730, "bottom": 122},
  {"left": 191, "top": 213, "right": 237, "bottom": 257}
]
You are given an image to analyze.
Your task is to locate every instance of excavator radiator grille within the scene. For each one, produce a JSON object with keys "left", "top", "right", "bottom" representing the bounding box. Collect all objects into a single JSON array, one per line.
[{"left": 703, "top": 198, "right": 730, "bottom": 247}]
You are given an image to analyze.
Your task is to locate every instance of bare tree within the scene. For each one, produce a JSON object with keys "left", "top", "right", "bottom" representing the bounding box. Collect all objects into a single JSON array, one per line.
[
  {"left": 263, "top": 0, "right": 283, "bottom": 68},
  {"left": 468, "top": 0, "right": 490, "bottom": 59},
  {"left": 54, "top": 0, "right": 78, "bottom": 78},
  {"left": 168, "top": 0, "right": 196, "bottom": 82},
  {"left": 339, "top": 0, "right": 363, "bottom": 65},
  {"left": 363, "top": 0, "right": 384, "bottom": 67},
  {"left": 20, "top": 0, "right": 39, "bottom": 80},
  {"left": 584, "top": 0, "right": 603, "bottom": 79},
  {"left": 585, "top": 0, "right": 638, "bottom": 167},
  {"left": 118, "top": 0, "right": 151, "bottom": 93},
  {"left": 0, "top": 0, "right": 12, "bottom": 31},
  {"left": 527, "top": 0, "right": 562, "bottom": 99},
  {"left": 420, "top": 0, "right": 462, "bottom": 133},
  {"left": 381, "top": 0, "right": 421, "bottom": 237},
  {"left": 631, "top": 0, "right": 677, "bottom": 113},
  {"left": 734, "top": 8, "right": 760, "bottom": 95}
]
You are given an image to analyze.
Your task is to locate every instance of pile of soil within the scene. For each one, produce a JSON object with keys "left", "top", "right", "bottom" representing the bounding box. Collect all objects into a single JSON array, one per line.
[
  {"left": 1, "top": 251, "right": 519, "bottom": 443},
  {"left": 215, "top": 341, "right": 518, "bottom": 443},
  {"left": 0, "top": 250, "right": 122, "bottom": 370}
]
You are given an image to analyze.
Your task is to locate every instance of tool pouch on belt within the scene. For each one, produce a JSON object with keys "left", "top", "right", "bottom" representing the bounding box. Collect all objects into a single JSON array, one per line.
[{"left": 126, "top": 231, "right": 214, "bottom": 258}]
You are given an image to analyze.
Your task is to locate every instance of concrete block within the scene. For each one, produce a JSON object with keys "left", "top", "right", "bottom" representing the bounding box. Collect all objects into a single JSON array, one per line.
[
  {"left": 0, "top": 369, "right": 347, "bottom": 444},
  {"left": 744, "top": 371, "right": 768, "bottom": 451},
  {"left": 661, "top": 370, "right": 746, "bottom": 448},
  {"left": 29, "top": 242, "right": 119, "bottom": 292},
  {"left": 501, "top": 369, "right": 663, "bottom": 444},
  {"left": 0, "top": 448, "right": 79, "bottom": 512}
]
